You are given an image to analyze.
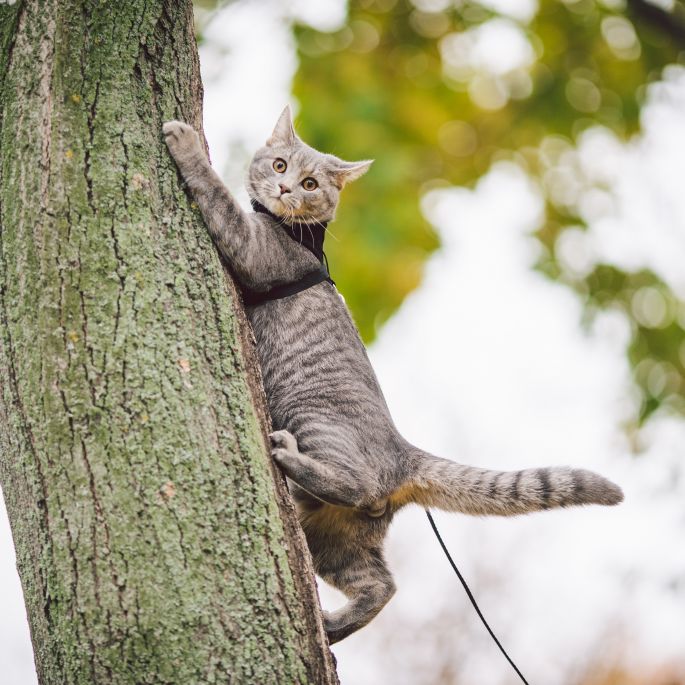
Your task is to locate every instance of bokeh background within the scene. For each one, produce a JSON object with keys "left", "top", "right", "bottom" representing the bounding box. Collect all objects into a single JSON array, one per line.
[{"left": 2, "top": 0, "right": 685, "bottom": 682}]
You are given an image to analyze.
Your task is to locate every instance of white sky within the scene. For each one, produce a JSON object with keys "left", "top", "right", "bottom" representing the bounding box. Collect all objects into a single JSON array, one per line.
[{"left": 2, "top": 1, "right": 684, "bottom": 683}]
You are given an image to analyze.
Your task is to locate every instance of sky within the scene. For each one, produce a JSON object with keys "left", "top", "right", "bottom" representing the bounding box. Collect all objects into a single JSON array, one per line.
[{"left": 1, "top": 1, "right": 684, "bottom": 683}]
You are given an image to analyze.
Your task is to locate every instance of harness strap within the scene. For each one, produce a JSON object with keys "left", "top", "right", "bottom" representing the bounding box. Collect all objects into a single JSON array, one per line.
[
  {"left": 242, "top": 199, "right": 335, "bottom": 306},
  {"left": 242, "top": 265, "right": 333, "bottom": 306}
]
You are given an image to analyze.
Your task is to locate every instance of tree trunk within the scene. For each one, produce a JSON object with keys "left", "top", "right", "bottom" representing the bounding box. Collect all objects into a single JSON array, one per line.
[{"left": 0, "top": 1, "right": 338, "bottom": 683}]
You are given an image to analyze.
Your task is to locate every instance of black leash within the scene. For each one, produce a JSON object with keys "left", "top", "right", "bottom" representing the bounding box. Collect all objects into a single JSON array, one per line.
[{"left": 425, "top": 509, "right": 530, "bottom": 685}]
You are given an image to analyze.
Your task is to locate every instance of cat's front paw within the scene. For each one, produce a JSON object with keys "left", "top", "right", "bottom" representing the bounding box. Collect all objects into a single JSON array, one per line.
[{"left": 163, "top": 120, "right": 203, "bottom": 162}]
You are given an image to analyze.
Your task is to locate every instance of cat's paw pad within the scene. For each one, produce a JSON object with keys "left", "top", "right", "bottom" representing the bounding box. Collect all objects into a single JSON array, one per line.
[
  {"left": 162, "top": 120, "right": 201, "bottom": 157},
  {"left": 269, "top": 430, "right": 298, "bottom": 453}
]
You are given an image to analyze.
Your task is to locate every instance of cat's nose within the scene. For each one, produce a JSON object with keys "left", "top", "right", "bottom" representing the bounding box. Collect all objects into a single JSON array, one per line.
[{"left": 278, "top": 183, "right": 291, "bottom": 195}]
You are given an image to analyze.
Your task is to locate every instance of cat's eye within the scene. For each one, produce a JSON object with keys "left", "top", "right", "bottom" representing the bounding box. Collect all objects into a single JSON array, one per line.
[
  {"left": 302, "top": 177, "right": 318, "bottom": 191},
  {"left": 273, "top": 158, "right": 287, "bottom": 173}
]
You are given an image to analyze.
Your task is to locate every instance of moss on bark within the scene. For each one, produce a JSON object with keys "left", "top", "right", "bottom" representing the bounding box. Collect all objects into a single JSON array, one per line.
[{"left": 0, "top": 1, "right": 338, "bottom": 682}]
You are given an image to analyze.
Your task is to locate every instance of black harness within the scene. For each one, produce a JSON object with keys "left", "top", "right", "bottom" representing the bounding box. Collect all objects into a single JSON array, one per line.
[{"left": 241, "top": 199, "right": 335, "bottom": 306}]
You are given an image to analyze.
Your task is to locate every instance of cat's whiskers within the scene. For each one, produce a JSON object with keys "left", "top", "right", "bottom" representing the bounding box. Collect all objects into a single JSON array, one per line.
[
  {"left": 294, "top": 213, "right": 308, "bottom": 244},
  {"left": 309, "top": 216, "right": 339, "bottom": 243},
  {"left": 284, "top": 205, "right": 301, "bottom": 240},
  {"left": 254, "top": 178, "right": 338, "bottom": 245}
]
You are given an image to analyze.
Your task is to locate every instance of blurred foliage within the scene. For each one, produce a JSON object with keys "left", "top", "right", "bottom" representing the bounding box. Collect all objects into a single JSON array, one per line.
[{"left": 292, "top": 0, "right": 685, "bottom": 424}]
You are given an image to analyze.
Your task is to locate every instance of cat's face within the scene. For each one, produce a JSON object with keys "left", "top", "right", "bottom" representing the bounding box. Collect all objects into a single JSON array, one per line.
[{"left": 247, "top": 106, "right": 372, "bottom": 224}]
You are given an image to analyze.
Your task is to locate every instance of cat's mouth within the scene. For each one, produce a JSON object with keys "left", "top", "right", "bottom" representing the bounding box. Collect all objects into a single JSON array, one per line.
[{"left": 268, "top": 195, "right": 310, "bottom": 222}]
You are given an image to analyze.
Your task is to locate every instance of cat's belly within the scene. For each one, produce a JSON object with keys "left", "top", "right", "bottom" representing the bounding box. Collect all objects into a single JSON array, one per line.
[{"left": 247, "top": 285, "right": 396, "bottom": 449}]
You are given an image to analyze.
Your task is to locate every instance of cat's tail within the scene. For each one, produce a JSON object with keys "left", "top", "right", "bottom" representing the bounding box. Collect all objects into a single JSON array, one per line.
[{"left": 398, "top": 449, "right": 623, "bottom": 516}]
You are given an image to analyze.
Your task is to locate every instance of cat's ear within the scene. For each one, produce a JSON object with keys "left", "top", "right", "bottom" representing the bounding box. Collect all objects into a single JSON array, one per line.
[
  {"left": 332, "top": 159, "right": 374, "bottom": 187},
  {"left": 267, "top": 105, "right": 296, "bottom": 147}
]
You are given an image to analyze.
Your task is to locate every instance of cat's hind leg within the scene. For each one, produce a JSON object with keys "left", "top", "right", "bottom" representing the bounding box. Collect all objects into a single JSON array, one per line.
[
  {"left": 321, "top": 546, "right": 396, "bottom": 644},
  {"left": 269, "top": 430, "right": 383, "bottom": 511}
]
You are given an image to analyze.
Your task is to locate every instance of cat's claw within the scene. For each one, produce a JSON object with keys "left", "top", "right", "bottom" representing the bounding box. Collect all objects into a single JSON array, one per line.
[{"left": 163, "top": 120, "right": 202, "bottom": 159}]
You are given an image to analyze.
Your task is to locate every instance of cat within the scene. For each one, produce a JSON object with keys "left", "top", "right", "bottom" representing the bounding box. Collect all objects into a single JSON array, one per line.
[{"left": 162, "top": 107, "right": 623, "bottom": 645}]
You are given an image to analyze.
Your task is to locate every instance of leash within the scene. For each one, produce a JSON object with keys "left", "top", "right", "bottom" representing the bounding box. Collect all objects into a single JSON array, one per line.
[{"left": 425, "top": 509, "right": 530, "bottom": 685}]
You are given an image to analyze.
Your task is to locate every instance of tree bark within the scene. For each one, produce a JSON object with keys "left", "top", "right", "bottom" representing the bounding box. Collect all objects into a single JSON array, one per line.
[{"left": 0, "top": 1, "right": 338, "bottom": 683}]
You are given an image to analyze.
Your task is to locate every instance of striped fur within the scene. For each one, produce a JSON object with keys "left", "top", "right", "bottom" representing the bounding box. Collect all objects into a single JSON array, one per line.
[
  {"left": 396, "top": 452, "right": 623, "bottom": 515},
  {"left": 164, "top": 111, "right": 623, "bottom": 645}
]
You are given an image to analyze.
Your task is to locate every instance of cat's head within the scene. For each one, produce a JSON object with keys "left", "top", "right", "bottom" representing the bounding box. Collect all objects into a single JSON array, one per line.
[{"left": 247, "top": 106, "right": 372, "bottom": 224}]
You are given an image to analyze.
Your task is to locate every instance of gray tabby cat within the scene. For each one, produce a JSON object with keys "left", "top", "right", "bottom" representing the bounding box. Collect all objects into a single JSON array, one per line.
[{"left": 162, "top": 107, "right": 623, "bottom": 644}]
